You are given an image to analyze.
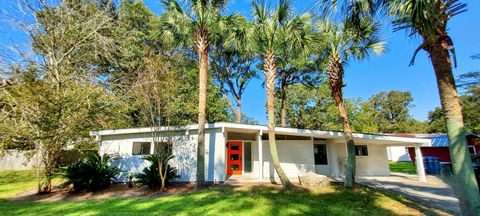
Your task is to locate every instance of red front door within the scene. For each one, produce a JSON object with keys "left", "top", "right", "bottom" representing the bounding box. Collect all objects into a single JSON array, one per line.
[{"left": 227, "top": 141, "right": 242, "bottom": 175}]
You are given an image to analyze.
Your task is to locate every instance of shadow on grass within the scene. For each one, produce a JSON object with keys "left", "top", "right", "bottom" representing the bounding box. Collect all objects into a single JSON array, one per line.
[{"left": 0, "top": 183, "right": 446, "bottom": 216}]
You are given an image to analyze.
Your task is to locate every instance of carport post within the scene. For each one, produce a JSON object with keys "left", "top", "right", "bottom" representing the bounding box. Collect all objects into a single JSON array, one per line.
[
  {"left": 415, "top": 145, "right": 427, "bottom": 182},
  {"left": 257, "top": 130, "right": 263, "bottom": 182}
]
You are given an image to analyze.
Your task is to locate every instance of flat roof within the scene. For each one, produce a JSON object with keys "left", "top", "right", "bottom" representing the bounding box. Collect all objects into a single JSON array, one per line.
[{"left": 91, "top": 122, "right": 431, "bottom": 146}]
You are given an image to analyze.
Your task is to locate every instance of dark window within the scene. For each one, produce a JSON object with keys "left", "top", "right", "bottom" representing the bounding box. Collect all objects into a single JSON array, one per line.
[
  {"left": 469, "top": 146, "right": 476, "bottom": 155},
  {"left": 314, "top": 144, "right": 328, "bottom": 165},
  {"left": 261, "top": 134, "right": 310, "bottom": 140},
  {"left": 355, "top": 145, "right": 368, "bottom": 156},
  {"left": 132, "top": 142, "right": 151, "bottom": 155},
  {"left": 231, "top": 144, "right": 240, "bottom": 150},
  {"left": 244, "top": 142, "right": 252, "bottom": 172}
]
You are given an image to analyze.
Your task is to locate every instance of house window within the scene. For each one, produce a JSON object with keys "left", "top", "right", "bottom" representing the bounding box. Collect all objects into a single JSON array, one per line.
[
  {"left": 469, "top": 146, "right": 476, "bottom": 156},
  {"left": 355, "top": 145, "right": 368, "bottom": 156},
  {"left": 244, "top": 142, "right": 252, "bottom": 172},
  {"left": 132, "top": 142, "right": 151, "bottom": 155},
  {"left": 153, "top": 142, "right": 172, "bottom": 156},
  {"left": 314, "top": 144, "right": 328, "bottom": 165}
]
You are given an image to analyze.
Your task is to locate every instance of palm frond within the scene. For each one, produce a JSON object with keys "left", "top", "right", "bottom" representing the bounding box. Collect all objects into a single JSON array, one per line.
[
  {"left": 161, "top": 0, "right": 185, "bottom": 14},
  {"left": 318, "top": 14, "right": 384, "bottom": 64},
  {"left": 277, "top": 0, "right": 290, "bottom": 25},
  {"left": 285, "top": 12, "right": 317, "bottom": 57},
  {"left": 388, "top": 0, "right": 466, "bottom": 67}
]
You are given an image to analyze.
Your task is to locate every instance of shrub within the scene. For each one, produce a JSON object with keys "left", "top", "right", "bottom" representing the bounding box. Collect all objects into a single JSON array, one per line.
[
  {"left": 60, "top": 153, "right": 120, "bottom": 192},
  {"left": 135, "top": 154, "right": 178, "bottom": 189}
]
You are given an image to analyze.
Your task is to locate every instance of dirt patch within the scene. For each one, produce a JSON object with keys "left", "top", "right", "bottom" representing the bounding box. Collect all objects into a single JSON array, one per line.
[{"left": 11, "top": 183, "right": 196, "bottom": 202}]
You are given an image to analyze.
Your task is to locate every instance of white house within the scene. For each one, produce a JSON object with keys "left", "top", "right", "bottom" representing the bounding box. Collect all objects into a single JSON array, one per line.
[{"left": 90, "top": 122, "right": 431, "bottom": 183}]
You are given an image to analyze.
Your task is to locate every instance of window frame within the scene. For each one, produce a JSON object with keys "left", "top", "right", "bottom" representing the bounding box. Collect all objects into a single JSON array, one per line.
[
  {"left": 243, "top": 141, "right": 253, "bottom": 173},
  {"left": 355, "top": 145, "right": 368, "bottom": 156},
  {"left": 313, "top": 144, "right": 328, "bottom": 165},
  {"left": 132, "top": 142, "right": 152, "bottom": 155}
]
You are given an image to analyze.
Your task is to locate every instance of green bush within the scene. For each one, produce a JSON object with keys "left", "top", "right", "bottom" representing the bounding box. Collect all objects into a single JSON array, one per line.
[
  {"left": 135, "top": 154, "right": 178, "bottom": 189},
  {"left": 60, "top": 153, "right": 120, "bottom": 192}
]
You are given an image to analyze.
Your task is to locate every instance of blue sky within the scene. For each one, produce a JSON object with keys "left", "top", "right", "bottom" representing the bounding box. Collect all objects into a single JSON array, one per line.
[{"left": 1, "top": 0, "right": 479, "bottom": 124}]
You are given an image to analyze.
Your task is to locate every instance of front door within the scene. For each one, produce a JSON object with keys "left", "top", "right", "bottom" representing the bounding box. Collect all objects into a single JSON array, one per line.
[{"left": 227, "top": 141, "right": 242, "bottom": 175}]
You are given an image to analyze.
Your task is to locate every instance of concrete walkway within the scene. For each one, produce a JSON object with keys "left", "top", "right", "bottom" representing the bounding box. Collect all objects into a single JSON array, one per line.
[{"left": 358, "top": 173, "right": 459, "bottom": 214}]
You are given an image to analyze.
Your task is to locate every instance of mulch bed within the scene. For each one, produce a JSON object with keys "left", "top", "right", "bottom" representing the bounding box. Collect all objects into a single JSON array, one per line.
[{"left": 11, "top": 183, "right": 196, "bottom": 202}]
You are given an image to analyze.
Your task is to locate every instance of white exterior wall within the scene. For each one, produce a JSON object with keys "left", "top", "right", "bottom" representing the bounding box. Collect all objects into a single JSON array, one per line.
[
  {"left": 250, "top": 140, "right": 315, "bottom": 180},
  {"left": 386, "top": 146, "right": 411, "bottom": 162},
  {"left": 335, "top": 143, "right": 390, "bottom": 176},
  {"left": 99, "top": 128, "right": 225, "bottom": 183},
  {"left": 99, "top": 128, "right": 393, "bottom": 182}
]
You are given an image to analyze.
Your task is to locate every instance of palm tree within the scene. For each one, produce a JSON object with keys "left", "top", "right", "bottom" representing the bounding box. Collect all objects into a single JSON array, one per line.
[
  {"left": 318, "top": 18, "right": 384, "bottom": 187},
  {"left": 161, "top": 0, "right": 235, "bottom": 188},
  {"left": 252, "top": 0, "right": 316, "bottom": 187},
  {"left": 386, "top": 0, "right": 480, "bottom": 214}
]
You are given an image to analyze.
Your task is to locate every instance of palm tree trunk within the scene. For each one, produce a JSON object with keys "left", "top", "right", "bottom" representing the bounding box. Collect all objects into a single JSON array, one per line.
[
  {"left": 328, "top": 55, "right": 356, "bottom": 188},
  {"left": 428, "top": 39, "right": 480, "bottom": 215},
  {"left": 196, "top": 34, "right": 209, "bottom": 189},
  {"left": 264, "top": 52, "right": 292, "bottom": 188}
]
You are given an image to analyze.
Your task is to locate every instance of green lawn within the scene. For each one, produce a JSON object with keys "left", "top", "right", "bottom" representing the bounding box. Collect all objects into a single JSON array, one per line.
[
  {"left": 0, "top": 185, "right": 435, "bottom": 215},
  {"left": 0, "top": 170, "right": 39, "bottom": 199},
  {"left": 0, "top": 170, "right": 439, "bottom": 215},
  {"left": 389, "top": 161, "right": 417, "bottom": 174}
]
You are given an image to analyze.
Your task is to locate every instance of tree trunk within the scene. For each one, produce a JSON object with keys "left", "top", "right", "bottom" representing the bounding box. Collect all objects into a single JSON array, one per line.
[
  {"left": 235, "top": 98, "right": 242, "bottom": 123},
  {"left": 196, "top": 34, "right": 209, "bottom": 189},
  {"left": 428, "top": 38, "right": 480, "bottom": 215},
  {"left": 328, "top": 54, "right": 356, "bottom": 188},
  {"left": 280, "top": 82, "right": 287, "bottom": 127},
  {"left": 158, "top": 158, "right": 165, "bottom": 192},
  {"left": 264, "top": 52, "right": 292, "bottom": 188}
]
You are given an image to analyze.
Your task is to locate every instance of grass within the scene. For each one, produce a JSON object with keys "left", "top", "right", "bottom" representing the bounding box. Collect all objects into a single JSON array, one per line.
[
  {"left": 0, "top": 170, "right": 39, "bottom": 199},
  {"left": 0, "top": 170, "right": 441, "bottom": 215},
  {"left": 0, "top": 185, "right": 436, "bottom": 216},
  {"left": 389, "top": 161, "right": 417, "bottom": 174}
]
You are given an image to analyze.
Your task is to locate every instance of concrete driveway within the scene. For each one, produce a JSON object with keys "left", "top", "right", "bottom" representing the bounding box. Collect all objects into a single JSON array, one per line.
[{"left": 358, "top": 173, "right": 459, "bottom": 214}]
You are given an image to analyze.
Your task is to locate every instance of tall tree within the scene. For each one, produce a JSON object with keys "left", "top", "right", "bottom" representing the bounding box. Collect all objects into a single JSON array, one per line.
[
  {"left": 428, "top": 86, "right": 480, "bottom": 134},
  {"left": 276, "top": 51, "right": 320, "bottom": 127},
  {"left": 1, "top": 0, "right": 126, "bottom": 192},
  {"left": 112, "top": 0, "right": 163, "bottom": 91},
  {"left": 130, "top": 52, "right": 179, "bottom": 192},
  {"left": 427, "top": 107, "right": 447, "bottom": 133},
  {"left": 318, "top": 18, "right": 384, "bottom": 187},
  {"left": 211, "top": 16, "right": 258, "bottom": 123},
  {"left": 252, "top": 0, "right": 316, "bottom": 187},
  {"left": 280, "top": 83, "right": 343, "bottom": 130},
  {"left": 460, "top": 86, "right": 480, "bottom": 134},
  {"left": 113, "top": 0, "right": 229, "bottom": 127},
  {"left": 161, "top": 0, "right": 236, "bottom": 188},
  {"left": 386, "top": 1, "right": 480, "bottom": 213},
  {"left": 368, "top": 91, "right": 416, "bottom": 133}
]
